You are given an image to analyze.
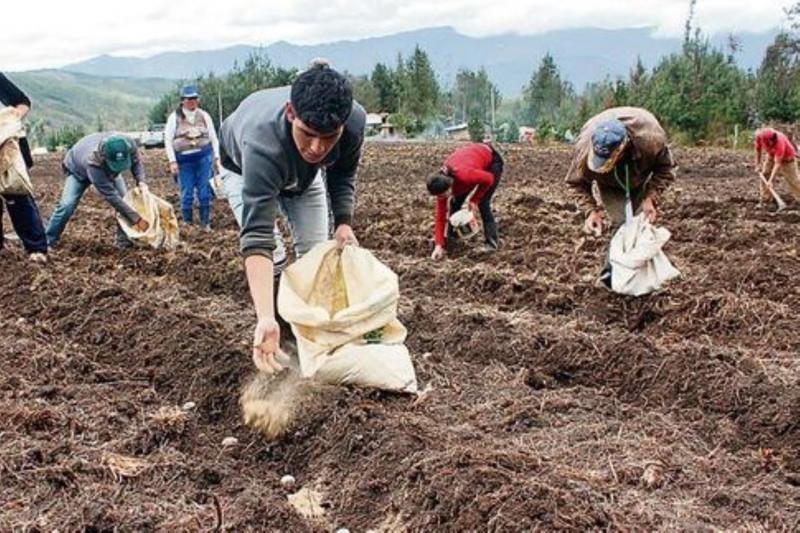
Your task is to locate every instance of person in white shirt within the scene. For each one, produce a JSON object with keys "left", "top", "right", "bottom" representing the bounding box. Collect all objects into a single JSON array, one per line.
[{"left": 164, "top": 85, "right": 221, "bottom": 230}]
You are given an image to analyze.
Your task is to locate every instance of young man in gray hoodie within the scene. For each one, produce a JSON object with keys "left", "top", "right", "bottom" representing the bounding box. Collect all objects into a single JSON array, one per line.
[
  {"left": 45, "top": 133, "right": 149, "bottom": 249},
  {"left": 218, "top": 62, "right": 366, "bottom": 373}
]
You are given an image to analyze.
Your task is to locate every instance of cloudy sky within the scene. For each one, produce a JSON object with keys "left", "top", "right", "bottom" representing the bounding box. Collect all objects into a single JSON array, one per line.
[{"left": 2, "top": 0, "right": 793, "bottom": 71}]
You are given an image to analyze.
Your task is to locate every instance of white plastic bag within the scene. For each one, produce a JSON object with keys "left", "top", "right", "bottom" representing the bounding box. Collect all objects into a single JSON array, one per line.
[
  {"left": 278, "top": 241, "right": 417, "bottom": 393},
  {"left": 608, "top": 213, "right": 681, "bottom": 296},
  {"left": 117, "top": 184, "right": 180, "bottom": 250}
]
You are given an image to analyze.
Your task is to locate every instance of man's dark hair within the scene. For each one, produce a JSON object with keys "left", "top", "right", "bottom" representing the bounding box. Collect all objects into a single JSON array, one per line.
[
  {"left": 290, "top": 64, "right": 353, "bottom": 134},
  {"left": 426, "top": 173, "right": 453, "bottom": 195}
]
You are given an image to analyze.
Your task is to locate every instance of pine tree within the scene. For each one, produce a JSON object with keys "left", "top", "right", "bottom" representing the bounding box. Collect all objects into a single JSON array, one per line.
[
  {"left": 467, "top": 112, "right": 484, "bottom": 141},
  {"left": 522, "top": 53, "right": 573, "bottom": 126},
  {"left": 371, "top": 63, "right": 399, "bottom": 113},
  {"left": 449, "top": 68, "right": 501, "bottom": 124},
  {"left": 399, "top": 46, "right": 440, "bottom": 133},
  {"left": 348, "top": 74, "right": 380, "bottom": 112}
]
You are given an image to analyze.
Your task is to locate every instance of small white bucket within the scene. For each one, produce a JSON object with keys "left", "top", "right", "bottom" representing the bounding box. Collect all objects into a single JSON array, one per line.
[{"left": 449, "top": 208, "right": 479, "bottom": 239}]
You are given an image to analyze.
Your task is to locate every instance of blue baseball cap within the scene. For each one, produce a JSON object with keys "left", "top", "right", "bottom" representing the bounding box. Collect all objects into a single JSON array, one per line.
[
  {"left": 180, "top": 85, "right": 199, "bottom": 99},
  {"left": 588, "top": 119, "right": 628, "bottom": 172}
]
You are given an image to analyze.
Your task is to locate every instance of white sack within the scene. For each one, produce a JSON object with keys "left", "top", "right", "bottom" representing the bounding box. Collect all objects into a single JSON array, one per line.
[
  {"left": 117, "top": 184, "right": 180, "bottom": 250},
  {"left": 278, "top": 241, "right": 417, "bottom": 393},
  {"left": 609, "top": 213, "right": 681, "bottom": 296}
]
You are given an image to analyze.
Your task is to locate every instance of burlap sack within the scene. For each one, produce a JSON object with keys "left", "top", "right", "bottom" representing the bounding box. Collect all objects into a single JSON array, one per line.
[{"left": 278, "top": 241, "right": 417, "bottom": 393}]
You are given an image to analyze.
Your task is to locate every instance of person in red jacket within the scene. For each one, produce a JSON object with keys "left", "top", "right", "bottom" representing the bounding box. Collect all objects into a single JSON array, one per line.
[
  {"left": 426, "top": 142, "right": 503, "bottom": 260},
  {"left": 753, "top": 127, "right": 800, "bottom": 205}
]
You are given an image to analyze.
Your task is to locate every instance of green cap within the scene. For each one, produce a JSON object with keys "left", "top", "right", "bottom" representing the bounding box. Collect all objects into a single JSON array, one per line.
[{"left": 103, "top": 136, "right": 132, "bottom": 174}]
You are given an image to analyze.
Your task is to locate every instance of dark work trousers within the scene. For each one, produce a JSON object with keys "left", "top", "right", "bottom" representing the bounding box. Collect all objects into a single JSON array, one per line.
[
  {"left": 447, "top": 147, "right": 504, "bottom": 248},
  {"left": 0, "top": 193, "right": 48, "bottom": 254}
]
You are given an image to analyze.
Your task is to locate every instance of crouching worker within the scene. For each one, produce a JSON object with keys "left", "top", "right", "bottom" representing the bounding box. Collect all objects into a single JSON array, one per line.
[
  {"left": 426, "top": 142, "right": 503, "bottom": 261},
  {"left": 753, "top": 127, "right": 800, "bottom": 207},
  {"left": 46, "top": 133, "right": 149, "bottom": 249},
  {"left": 565, "top": 107, "right": 676, "bottom": 284}
]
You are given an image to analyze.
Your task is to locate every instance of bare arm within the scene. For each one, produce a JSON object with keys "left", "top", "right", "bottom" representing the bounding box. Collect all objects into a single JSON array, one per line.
[
  {"left": 245, "top": 254, "right": 283, "bottom": 372},
  {"left": 245, "top": 255, "right": 275, "bottom": 320},
  {"left": 769, "top": 159, "right": 782, "bottom": 183},
  {"left": 240, "top": 144, "right": 284, "bottom": 372}
]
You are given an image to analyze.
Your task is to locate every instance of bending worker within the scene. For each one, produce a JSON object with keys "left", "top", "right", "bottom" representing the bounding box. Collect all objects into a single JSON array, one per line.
[
  {"left": 753, "top": 127, "right": 800, "bottom": 207},
  {"left": 565, "top": 107, "right": 676, "bottom": 283},
  {"left": 218, "top": 62, "right": 366, "bottom": 373},
  {"left": 46, "top": 133, "right": 149, "bottom": 249},
  {"left": 426, "top": 142, "right": 503, "bottom": 261}
]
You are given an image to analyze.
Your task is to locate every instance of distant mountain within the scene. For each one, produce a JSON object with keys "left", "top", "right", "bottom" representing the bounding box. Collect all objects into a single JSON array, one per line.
[
  {"left": 6, "top": 70, "right": 175, "bottom": 132},
  {"left": 60, "top": 26, "right": 780, "bottom": 96}
]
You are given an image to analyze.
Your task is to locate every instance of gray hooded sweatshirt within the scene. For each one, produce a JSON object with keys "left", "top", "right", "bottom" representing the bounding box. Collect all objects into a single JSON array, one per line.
[{"left": 219, "top": 86, "right": 366, "bottom": 260}]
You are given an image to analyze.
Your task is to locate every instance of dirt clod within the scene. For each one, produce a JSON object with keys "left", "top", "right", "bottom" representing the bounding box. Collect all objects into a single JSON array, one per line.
[{"left": 288, "top": 487, "right": 326, "bottom": 519}]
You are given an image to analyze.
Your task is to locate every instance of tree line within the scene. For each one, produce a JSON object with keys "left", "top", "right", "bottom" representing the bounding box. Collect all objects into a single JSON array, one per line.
[
  {"left": 144, "top": 1, "right": 800, "bottom": 145},
  {"left": 517, "top": 1, "right": 800, "bottom": 144},
  {"left": 148, "top": 45, "right": 500, "bottom": 139}
]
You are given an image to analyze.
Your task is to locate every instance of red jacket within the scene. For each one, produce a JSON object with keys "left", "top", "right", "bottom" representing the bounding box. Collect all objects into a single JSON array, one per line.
[
  {"left": 755, "top": 129, "right": 797, "bottom": 161},
  {"left": 434, "top": 143, "right": 495, "bottom": 246}
]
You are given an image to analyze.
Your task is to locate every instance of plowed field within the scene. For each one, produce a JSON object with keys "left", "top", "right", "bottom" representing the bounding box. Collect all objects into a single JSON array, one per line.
[{"left": 1, "top": 143, "right": 798, "bottom": 530}]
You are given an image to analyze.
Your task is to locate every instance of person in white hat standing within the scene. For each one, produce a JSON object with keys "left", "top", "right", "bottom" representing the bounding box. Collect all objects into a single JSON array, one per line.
[{"left": 164, "top": 85, "right": 220, "bottom": 230}]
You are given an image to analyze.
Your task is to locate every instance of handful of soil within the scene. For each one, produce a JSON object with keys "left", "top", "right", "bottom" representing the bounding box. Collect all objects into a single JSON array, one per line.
[
  {"left": 240, "top": 349, "right": 331, "bottom": 440},
  {"left": 240, "top": 368, "right": 308, "bottom": 440}
]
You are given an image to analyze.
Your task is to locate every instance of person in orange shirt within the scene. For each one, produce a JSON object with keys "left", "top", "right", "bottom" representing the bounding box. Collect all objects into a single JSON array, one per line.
[
  {"left": 426, "top": 142, "right": 503, "bottom": 260},
  {"left": 754, "top": 127, "right": 800, "bottom": 205}
]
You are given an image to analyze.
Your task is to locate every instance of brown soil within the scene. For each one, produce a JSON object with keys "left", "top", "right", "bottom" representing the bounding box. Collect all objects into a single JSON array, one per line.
[{"left": 1, "top": 143, "right": 799, "bottom": 531}]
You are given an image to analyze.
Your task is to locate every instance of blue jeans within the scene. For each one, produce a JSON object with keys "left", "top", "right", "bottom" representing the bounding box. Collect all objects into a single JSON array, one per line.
[
  {"left": 220, "top": 168, "right": 329, "bottom": 270},
  {"left": 0, "top": 193, "right": 48, "bottom": 254},
  {"left": 177, "top": 150, "right": 213, "bottom": 225},
  {"left": 46, "top": 174, "right": 131, "bottom": 247},
  {"left": 220, "top": 169, "right": 245, "bottom": 228}
]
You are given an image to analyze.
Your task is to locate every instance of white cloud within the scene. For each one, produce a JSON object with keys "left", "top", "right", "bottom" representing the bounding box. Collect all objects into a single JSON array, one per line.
[{"left": 1, "top": 0, "right": 791, "bottom": 71}]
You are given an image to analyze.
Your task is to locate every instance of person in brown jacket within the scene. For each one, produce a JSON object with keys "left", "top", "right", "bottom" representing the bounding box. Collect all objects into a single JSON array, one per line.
[
  {"left": 566, "top": 107, "right": 676, "bottom": 235},
  {"left": 565, "top": 107, "right": 676, "bottom": 286}
]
